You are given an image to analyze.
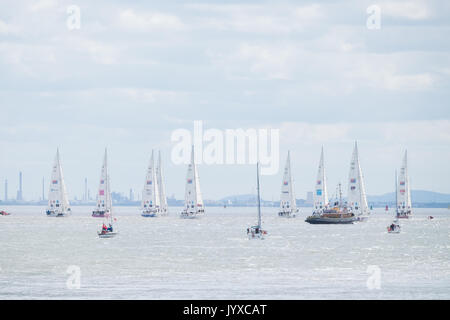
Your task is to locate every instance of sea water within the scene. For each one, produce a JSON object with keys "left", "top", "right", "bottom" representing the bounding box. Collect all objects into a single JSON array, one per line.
[{"left": 0, "top": 206, "right": 449, "bottom": 299}]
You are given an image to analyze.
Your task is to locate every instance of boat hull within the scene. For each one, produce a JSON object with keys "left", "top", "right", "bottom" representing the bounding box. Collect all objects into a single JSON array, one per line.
[
  {"left": 180, "top": 211, "right": 204, "bottom": 219},
  {"left": 305, "top": 215, "right": 355, "bottom": 224},
  {"left": 92, "top": 211, "right": 108, "bottom": 218},
  {"left": 278, "top": 211, "right": 296, "bottom": 218},
  {"left": 47, "top": 212, "right": 70, "bottom": 217},
  {"left": 141, "top": 213, "right": 158, "bottom": 217},
  {"left": 355, "top": 215, "right": 370, "bottom": 222},
  {"left": 98, "top": 232, "right": 117, "bottom": 238}
]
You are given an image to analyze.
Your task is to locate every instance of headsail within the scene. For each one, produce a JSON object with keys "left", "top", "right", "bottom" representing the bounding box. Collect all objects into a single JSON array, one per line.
[
  {"left": 183, "top": 145, "right": 204, "bottom": 215},
  {"left": 313, "top": 147, "right": 328, "bottom": 213},
  {"left": 279, "top": 151, "right": 297, "bottom": 214},
  {"left": 47, "top": 148, "right": 71, "bottom": 215},
  {"left": 141, "top": 151, "right": 160, "bottom": 213},
  {"left": 96, "top": 149, "right": 111, "bottom": 215},
  {"left": 347, "top": 142, "right": 369, "bottom": 216},
  {"left": 157, "top": 151, "right": 168, "bottom": 214},
  {"left": 397, "top": 150, "right": 412, "bottom": 215}
]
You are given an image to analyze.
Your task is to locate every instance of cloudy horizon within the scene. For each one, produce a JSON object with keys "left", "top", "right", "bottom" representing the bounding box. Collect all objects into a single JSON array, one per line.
[{"left": 1, "top": 0, "right": 449, "bottom": 201}]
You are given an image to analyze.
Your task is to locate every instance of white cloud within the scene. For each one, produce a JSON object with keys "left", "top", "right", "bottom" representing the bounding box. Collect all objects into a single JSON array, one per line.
[
  {"left": 381, "top": 0, "right": 432, "bottom": 20},
  {"left": 28, "top": 0, "right": 58, "bottom": 12},
  {"left": 0, "top": 19, "right": 19, "bottom": 35},
  {"left": 118, "top": 9, "right": 185, "bottom": 31},
  {"left": 188, "top": 3, "right": 324, "bottom": 34}
]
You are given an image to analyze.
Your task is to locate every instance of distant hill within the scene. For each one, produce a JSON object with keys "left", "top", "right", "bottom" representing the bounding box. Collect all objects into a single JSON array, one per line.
[
  {"left": 368, "top": 190, "right": 450, "bottom": 203},
  {"left": 219, "top": 190, "right": 450, "bottom": 207}
]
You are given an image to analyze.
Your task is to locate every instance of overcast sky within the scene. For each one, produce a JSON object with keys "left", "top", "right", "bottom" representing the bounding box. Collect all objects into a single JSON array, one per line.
[{"left": 1, "top": 0, "right": 449, "bottom": 201}]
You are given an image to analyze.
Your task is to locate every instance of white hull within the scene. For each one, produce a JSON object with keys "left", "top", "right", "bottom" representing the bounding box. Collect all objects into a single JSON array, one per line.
[
  {"left": 278, "top": 211, "right": 297, "bottom": 218},
  {"left": 355, "top": 215, "right": 369, "bottom": 222},
  {"left": 180, "top": 211, "right": 204, "bottom": 219},
  {"left": 46, "top": 211, "right": 70, "bottom": 217},
  {"left": 98, "top": 232, "right": 117, "bottom": 238}
]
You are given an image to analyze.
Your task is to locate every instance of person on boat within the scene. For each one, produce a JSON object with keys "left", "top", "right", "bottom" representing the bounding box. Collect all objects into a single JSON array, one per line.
[{"left": 107, "top": 224, "right": 113, "bottom": 232}]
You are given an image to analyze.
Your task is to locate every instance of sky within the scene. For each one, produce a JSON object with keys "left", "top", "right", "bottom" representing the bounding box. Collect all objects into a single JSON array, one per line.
[{"left": 1, "top": 0, "right": 450, "bottom": 202}]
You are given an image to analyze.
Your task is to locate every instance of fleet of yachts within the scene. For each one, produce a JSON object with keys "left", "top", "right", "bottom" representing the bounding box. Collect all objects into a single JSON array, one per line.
[{"left": 1, "top": 142, "right": 413, "bottom": 239}]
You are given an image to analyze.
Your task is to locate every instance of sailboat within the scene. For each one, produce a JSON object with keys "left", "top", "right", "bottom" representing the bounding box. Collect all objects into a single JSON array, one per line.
[
  {"left": 305, "top": 147, "right": 355, "bottom": 224},
  {"left": 347, "top": 142, "right": 370, "bottom": 222},
  {"left": 247, "top": 162, "right": 267, "bottom": 239},
  {"left": 397, "top": 150, "right": 412, "bottom": 219},
  {"left": 313, "top": 147, "right": 328, "bottom": 214},
  {"left": 92, "top": 149, "right": 112, "bottom": 218},
  {"left": 278, "top": 151, "right": 298, "bottom": 218},
  {"left": 157, "top": 151, "right": 169, "bottom": 215},
  {"left": 94, "top": 150, "right": 117, "bottom": 238},
  {"left": 46, "top": 148, "right": 71, "bottom": 217},
  {"left": 180, "top": 146, "right": 205, "bottom": 218},
  {"left": 388, "top": 171, "right": 401, "bottom": 233},
  {"left": 141, "top": 151, "right": 161, "bottom": 217}
]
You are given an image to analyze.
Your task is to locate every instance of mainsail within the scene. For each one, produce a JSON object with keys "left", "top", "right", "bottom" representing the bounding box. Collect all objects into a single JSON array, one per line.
[
  {"left": 313, "top": 147, "right": 328, "bottom": 212},
  {"left": 157, "top": 151, "right": 168, "bottom": 215},
  {"left": 397, "top": 150, "right": 412, "bottom": 215},
  {"left": 141, "top": 151, "right": 160, "bottom": 213},
  {"left": 47, "top": 148, "right": 71, "bottom": 215},
  {"left": 347, "top": 142, "right": 369, "bottom": 216},
  {"left": 183, "top": 145, "right": 204, "bottom": 215},
  {"left": 279, "top": 151, "right": 297, "bottom": 214},
  {"left": 96, "top": 149, "right": 112, "bottom": 215}
]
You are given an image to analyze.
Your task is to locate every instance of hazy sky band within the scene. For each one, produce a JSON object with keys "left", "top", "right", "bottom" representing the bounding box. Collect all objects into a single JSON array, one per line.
[{"left": 1, "top": 0, "right": 449, "bottom": 200}]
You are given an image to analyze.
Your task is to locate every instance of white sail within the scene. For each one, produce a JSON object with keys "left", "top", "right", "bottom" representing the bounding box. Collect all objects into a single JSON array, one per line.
[
  {"left": 279, "top": 151, "right": 297, "bottom": 214},
  {"left": 47, "top": 148, "right": 71, "bottom": 215},
  {"left": 397, "top": 150, "right": 412, "bottom": 215},
  {"left": 347, "top": 142, "right": 369, "bottom": 216},
  {"left": 157, "top": 151, "right": 168, "bottom": 215},
  {"left": 141, "top": 151, "right": 160, "bottom": 213},
  {"left": 313, "top": 147, "right": 328, "bottom": 212},
  {"left": 95, "top": 149, "right": 112, "bottom": 215},
  {"left": 183, "top": 145, "right": 204, "bottom": 216}
]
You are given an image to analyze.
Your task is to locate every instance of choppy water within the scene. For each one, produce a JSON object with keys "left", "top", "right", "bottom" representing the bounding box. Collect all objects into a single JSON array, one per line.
[{"left": 0, "top": 206, "right": 449, "bottom": 299}]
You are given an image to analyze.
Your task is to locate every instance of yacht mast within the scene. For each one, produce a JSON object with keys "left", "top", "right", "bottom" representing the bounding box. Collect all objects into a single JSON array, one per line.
[{"left": 257, "top": 162, "right": 261, "bottom": 228}]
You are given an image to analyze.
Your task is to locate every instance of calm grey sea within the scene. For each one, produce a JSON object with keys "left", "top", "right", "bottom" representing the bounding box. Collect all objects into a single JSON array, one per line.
[{"left": 0, "top": 206, "right": 449, "bottom": 299}]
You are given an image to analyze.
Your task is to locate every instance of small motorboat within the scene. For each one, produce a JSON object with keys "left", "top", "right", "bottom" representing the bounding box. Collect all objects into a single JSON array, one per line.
[
  {"left": 247, "top": 225, "right": 267, "bottom": 240},
  {"left": 247, "top": 162, "right": 267, "bottom": 240},
  {"left": 0, "top": 210, "right": 11, "bottom": 216},
  {"left": 98, "top": 223, "right": 117, "bottom": 238},
  {"left": 387, "top": 222, "right": 401, "bottom": 233}
]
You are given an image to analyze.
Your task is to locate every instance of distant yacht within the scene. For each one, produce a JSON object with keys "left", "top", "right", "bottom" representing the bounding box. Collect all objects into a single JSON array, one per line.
[
  {"left": 396, "top": 150, "right": 412, "bottom": 219},
  {"left": 312, "top": 147, "right": 329, "bottom": 214},
  {"left": 46, "top": 148, "right": 71, "bottom": 217},
  {"left": 141, "top": 150, "right": 165, "bottom": 217},
  {"left": 156, "top": 151, "right": 169, "bottom": 215},
  {"left": 181, "top": 146, "right": 205, "bottom": 218},
  {"left": 305, "top": 147, "right": 355, "bottom": 224},
  {"left": 247, "top": 162, "right": 267, "bottom": 239},
  {"left": 347, "top": 142, "right": 370, "bottom": 222},
  {"left": 92, "top": 149, "right": 112, "bottom": 218},
  {"left": 388, "top": 170, "right": 401, "bottom": 233},
  {"left": 278, "top": 151, "right": 298, "bottom": 218}
]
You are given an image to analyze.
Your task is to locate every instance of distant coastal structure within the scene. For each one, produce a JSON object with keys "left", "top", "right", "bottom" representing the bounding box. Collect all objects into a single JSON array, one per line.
[
  {"left": 16, "top": 171, "right": 23, "bottom": 201},
  {"left": 4, "top": 178, "right": 8, "bottom": 201}
]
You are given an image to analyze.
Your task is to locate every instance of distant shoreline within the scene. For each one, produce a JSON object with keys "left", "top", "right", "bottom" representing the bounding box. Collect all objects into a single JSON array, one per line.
[{"left": 1, "top": 202, "right": 449, "bottom": 209}]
